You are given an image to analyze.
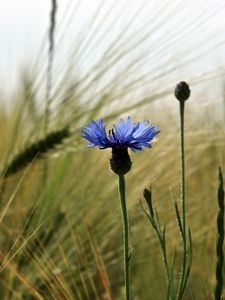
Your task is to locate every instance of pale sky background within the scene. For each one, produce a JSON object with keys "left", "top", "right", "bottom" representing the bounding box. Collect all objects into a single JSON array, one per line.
[{"left": 0, "top": 0, "right": 225, "bottom": 100}]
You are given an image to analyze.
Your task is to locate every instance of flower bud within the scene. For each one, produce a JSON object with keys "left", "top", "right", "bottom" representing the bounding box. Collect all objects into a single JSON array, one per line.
[
  {"left": 174, "top": 81, "right": 190, "bottom": 102},
  {"left": 109, "top": 147, "right": 132, "bottom": 175},
  {"left": 143, "top": 188, "right": 154, "bottom": 217}
]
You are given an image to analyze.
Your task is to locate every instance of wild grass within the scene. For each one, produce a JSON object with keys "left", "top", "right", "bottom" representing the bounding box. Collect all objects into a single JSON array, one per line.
[{"left": 0, "top": 0, "right": 225, "bottom": 299}]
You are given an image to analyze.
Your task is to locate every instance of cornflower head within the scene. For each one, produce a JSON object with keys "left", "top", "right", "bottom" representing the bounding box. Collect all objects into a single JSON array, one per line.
[{"left": 82, "top": 116, "right": 160, "bottom": 175}]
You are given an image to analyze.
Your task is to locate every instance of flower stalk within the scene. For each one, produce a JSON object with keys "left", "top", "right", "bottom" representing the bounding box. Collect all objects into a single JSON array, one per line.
[
  {"left": 119, "top": 174, "right": 130, "bottom": 300},
  {"left": 142, "top": 83, "right": 191, "bottom": 299},
  {"left": 175, "top": 81, "right": 192, "bottom": 299},
  {"left": 178, "top": 97, "right": 187, "bottom": 298},
  {"left": 215, "top": 167, "right": 224, "bottom": 300}
]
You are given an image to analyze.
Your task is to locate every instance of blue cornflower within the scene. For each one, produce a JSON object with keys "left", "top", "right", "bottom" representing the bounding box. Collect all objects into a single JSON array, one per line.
[
  {"left": 82, "top": 116, "right": 159, "bottom": 175},
  {"left": 82, "top": 116, "right": 159, "bottom": 152}
]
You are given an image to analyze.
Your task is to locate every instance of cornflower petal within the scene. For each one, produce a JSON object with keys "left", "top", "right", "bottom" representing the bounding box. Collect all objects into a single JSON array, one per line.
[
  {"left": 81, "top": 119, "right": 110, "bottom": 148},
  {"left": 82, "top": 116, "right": 160, "bottom": 151}
]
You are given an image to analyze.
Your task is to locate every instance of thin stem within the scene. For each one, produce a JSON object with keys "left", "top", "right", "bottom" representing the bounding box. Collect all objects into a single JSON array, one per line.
[
  {"left": 215, "top": 167, "right": 224, "bottom": 300},
  {"left": 118, "top": 174, "right": 130, "bottom": 300},
  {"left": 157, "top": 226, "right": 175, "bottom": 300},
  {"left": 177, "top": 100, "right": 187, "bottom": 299},
  {"left": 180, "top": 101, "right": 186, "bottom": 242},
  {"left": 143, "top": 189, "right": 175, "bottom": 299}
]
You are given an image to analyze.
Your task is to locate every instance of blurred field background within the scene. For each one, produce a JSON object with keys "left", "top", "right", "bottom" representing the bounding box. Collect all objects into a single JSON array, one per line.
[{"left": 0, "top": 0, "right": 225, "bottom": 299}]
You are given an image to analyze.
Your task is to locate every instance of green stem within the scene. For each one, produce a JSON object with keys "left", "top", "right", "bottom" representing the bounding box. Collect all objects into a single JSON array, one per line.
[
  {"left": 158, "top": 228, "right": 175, "bottom": 300},
  {"left": 119, "top": 175, "right": 130, "bottom": 300},
  {"left": 177, "top": 101, "right": 187, "bottom": 299},
  {"left": 180, "top": 101, "right": 186, "bottom": 241},
  {"left": 215, "top": 167, "right": 224, "bottom": 300}
]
